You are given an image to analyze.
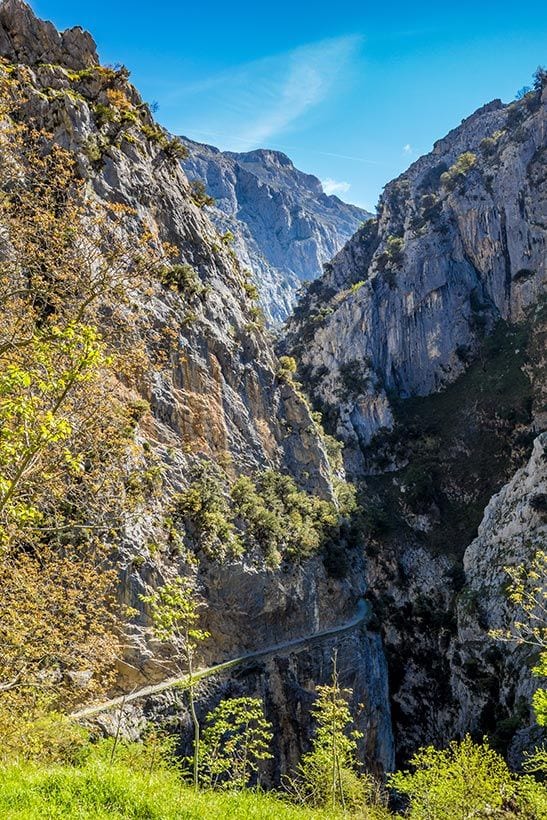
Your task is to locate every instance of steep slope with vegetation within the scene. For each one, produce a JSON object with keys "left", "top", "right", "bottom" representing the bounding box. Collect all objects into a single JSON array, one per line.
[
  {"left": 0, "top": 0, "right": 394, "bottom": 787},
  {"left": 0, "top": 1, "right": 546, "bottom": 815},
  {"left": 284, "top": 74, "right": 547, "bottom": 762}
]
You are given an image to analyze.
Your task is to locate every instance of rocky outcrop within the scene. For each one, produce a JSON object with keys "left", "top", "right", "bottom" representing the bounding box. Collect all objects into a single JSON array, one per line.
[
  {"left": 453, "top": 432, "right": 547, "bottom": 750},
  {"left": 0, "top": 0, "right": 98, "bottom": 69},
  {"left": 284, "top": 82, "right": 546, "bottom": 762},
  {"left": 181, "top": 138, "right": 370, "bottom": 323},
  {"left": 285, "top": 90, "right": 546, "bottom": 461},
  {"left": 0, "top": 0, "right": 394, "bottom": 778}
]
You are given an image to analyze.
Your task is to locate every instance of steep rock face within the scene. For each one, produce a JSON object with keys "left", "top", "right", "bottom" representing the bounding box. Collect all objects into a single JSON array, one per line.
[
  {"left": 181, "top": 138, "right": 370, "bottom": 323},
  {"left": 0, "top": 0, "right": 97, "bottom": 69},
  {"left": 96, "top": 624, "right": 395, "bottom": 781},
  {"left": 454, "top": 432, "right": 547, "bottom": 751},
  {"left": 0, "top": 0, "right": 395, "bottom": 776},
  {"left": 285, "top": 92, "right": 546, "bottom": 461},
  {"left": 284, "top": 85, "right": 546, "bottom": 761}
]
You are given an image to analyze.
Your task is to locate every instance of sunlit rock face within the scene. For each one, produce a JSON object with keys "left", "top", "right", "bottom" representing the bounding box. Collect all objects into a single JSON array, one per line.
[
  {"left": 284, "top": 84, "right": 546, "bottom": 761},
  {"left": 285, "top": 92, "right": 546, "bottom": 461},
  {"left": 0, "top": 0, "right": 394, "bottom": 779},
  {"left": 181, "top": 138, "right": 371, "bottom": 324}
]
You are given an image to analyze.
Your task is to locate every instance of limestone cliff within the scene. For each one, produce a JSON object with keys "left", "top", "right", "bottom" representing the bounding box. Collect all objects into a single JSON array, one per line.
[
  {"left": 0, "top": 0, "right": 394, "bottom": 778},
  {"left": 285, "top": 80, "right": 546, "bottom": 762},
  {"left": 285, "top": 91, "right": 545, "bottom": 463},
  {"left": 181, "top": 138, "right": 370, "bottom": 323}
]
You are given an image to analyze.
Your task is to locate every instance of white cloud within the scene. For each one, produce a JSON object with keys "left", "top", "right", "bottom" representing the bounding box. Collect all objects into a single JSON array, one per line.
[
  {"left": 403, "top": 144, "right": 412, "bottom": 154},
  {"left": 172, "top": 36, "right": 362, "bottom": 151},
  {"left": 321, "top": 177, "right": 351, "bottom": 196}
]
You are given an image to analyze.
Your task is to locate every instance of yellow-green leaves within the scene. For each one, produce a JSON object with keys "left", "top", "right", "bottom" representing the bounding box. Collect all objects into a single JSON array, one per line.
[{"left": 198, "top": 697, "right": 273, "bottom": 789}]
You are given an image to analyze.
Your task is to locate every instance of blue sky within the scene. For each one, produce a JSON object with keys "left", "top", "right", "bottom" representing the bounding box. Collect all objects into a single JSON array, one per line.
[{"left": 35, "top": 0, "right": 547, "bottom": 211}]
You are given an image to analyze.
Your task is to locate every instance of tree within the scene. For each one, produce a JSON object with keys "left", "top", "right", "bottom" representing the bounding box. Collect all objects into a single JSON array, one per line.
[
  {"left": 0, "top": 60, "right": 200, "bottom": 766},
  {"left": 140, "top": 577, "right": 209, "bottom": 791},
  {"left": 198, "top": 696, "right": 273, "bottom": 789},
  {"left": 389, "top": 735, "right": 546, "bottom": 818},
  {"left": 0, "top": 63, "right": 162, "bottom": 738},
  {"left": 287, "top": 653, "right": 372, "bottom": 811},
  {"left": 189, "top": 179, "right": 214, "bottom": 208},
  {"left": 491, "top": 550, "right": 547, "bottom": 772},
  {"left": 533, "top": 66, "right": 547, "bottom": 92}
]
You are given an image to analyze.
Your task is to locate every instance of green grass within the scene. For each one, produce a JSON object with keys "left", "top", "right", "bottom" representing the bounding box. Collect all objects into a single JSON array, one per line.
[{"left": 0, "top": 758, "right": 351, "bottom": 820}]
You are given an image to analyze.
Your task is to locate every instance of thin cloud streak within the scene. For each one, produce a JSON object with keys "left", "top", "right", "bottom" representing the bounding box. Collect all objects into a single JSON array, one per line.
[
  {"left": 171, "top": 35, "right": 363, "bottom": 150},
  {"left": 183, "top": 128, "right": 385, "bottom": 167}
]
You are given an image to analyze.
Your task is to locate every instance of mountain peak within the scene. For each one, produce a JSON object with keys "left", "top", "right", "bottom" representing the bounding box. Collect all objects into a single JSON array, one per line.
[
  {"left": 0, "top": 0, "right": 98, "bottom": 70},
  {"left": 234, "top": 148, "right": 295, "bottom": 169}
]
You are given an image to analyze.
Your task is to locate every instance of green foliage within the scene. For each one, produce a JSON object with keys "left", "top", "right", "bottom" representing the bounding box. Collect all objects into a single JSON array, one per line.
[
  {"left": 160, "top": 262, "right": 205, "bottom": 298},
  {"left": 323, "top": 433, "right": 344, "bottom": 474},
  {"left": 389, "top": 735, "right": 547, "bottom": 819},
  {"left": 277, "top": 355, "right": 298, "bottom": 380},
  {"left": 140, "top": 577, "right": 209, "bottom": 792},
  {"left": 287, "top": 658, "right": 375, "bottom": 812},
  {"left": 172, "top": 460, "right": 351, "bottom": 568},
  {"left": 198, "top": 697, "right": 273, "bottom": 789},
  {"left": 349, "top": 280, "right": 366, "bottom": 294},
  {"left": 174, "top": 462, "right": 243, "bottom": 561},
  {"left": 385, "top": 235, "right": 404, "bottom": 263},
  {"left": 140, "top": 576, "right": 208, "bottom": 648},
  {"left": 247, "top": 303, "right": 266, "bottom": 328},
  {"left": 221, "top": 230, "right": 236, "bottom": 245},
  {"left": 92, "top": 102, "right": 118, "bottom": 127},
  {"left": 440, "top": 152, "right": 477, "bottom": 191},
  {"left": 138, "top": 123, "right": 187, "bottom": 159},
  {"left": 491, "top": 551, "right": 547, "bottom": 770},
  {"left": 162, "top": 136, "right": 188, "bottom": 160},
  {"left": 533, "top": 65, "right": 547, "bottom": 91},
  {"left": 0, "top": 711, "right": 90, "bottom": 766},
  {"left": 231, "top": 470, "right": 338, "bottom": 567},
  {"left": 243, "top": 280, "right": 260, "bottom": 301},
  {"left": 376, "top": 236, "right": 405, "bottom": 277},
  {"left": 189, "top": 179, "right": 215, "bottom": 208},
  {"left": 0, "top": 323, "right": 105, "bottom": 539}
]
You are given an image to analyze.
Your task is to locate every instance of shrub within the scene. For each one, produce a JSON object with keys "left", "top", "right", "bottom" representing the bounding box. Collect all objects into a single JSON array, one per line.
[
  {"left": 220, "top": 230, "right": 235, "bottom": 245},
  {"left": 162, "top": 137, "right": 188, "bottom": 160},
  {"left": 231, "top": 471, "right": 338, "bottom": 566},
  {"left": 286, "top": 660, "right": 385, "bottom": 813},
  {"left": 171, "top": 463, "right": 350, "bottom": 568},
  {"left": 160, "top": 263, "right": 204, "bottom": 298},
  {"left": 198, "top": 697, "right": 273, "bottom": 789},
  {"left": 440, "top": 152, "right": 477, "bottom": 191},
  {"left": 189, "top": 179, "right": 215, "bottom": 208},
  {"left": 173, "top": 462, "right": 243, "bottom": 561},
  {"left": 389, "top": 735, "right": 547, "bottom": 818},
  {"left": 93, "top": 102, "right": 117, "bottom": 127},
  {"left": 533, "top": 65, "right": 547, "bottom": 91},
  {"left": 243, "top": 280, "right": 259, "bottom": 301},
  {"left": 277, "top": 355, "right": 298, "bottom": 379}
]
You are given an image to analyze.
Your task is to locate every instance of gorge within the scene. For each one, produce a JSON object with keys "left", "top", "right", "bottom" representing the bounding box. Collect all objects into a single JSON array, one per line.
[{"left": 0, "top": 0, "right": 545, "bottom": 812}]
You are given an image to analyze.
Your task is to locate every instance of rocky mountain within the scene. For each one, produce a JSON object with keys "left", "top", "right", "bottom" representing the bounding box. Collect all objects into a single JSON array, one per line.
[
  {"left": 1, "top": 0, "right": 545, "bottom": 785},
  {"left": 181, "top": 137, "right": 371, "bottom": 323},
  {"left": 0, "top": 0, "right": 393, "bottom": 780},
  {"left": 284, "top": 82, "right": 547, "bottom": 761}
]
